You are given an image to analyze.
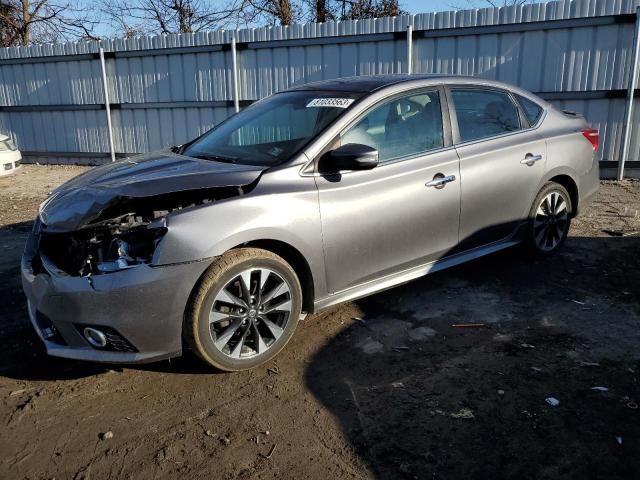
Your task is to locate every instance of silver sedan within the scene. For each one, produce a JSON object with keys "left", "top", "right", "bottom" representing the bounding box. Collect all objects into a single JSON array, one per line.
[{"left": 22, "top": 75, "right": 600, "bottom": 371}]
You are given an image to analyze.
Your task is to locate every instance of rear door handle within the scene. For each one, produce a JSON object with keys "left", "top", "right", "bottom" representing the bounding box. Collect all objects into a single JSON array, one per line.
[
  {"left": 426, "top": 174, "right": 456, "bottom": 189},
  {"left": 521, "top": 154, "right": 543, "bottom": 166}
]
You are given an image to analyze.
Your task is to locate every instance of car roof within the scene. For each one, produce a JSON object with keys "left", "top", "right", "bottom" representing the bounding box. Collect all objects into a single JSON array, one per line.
[
  {"left": 286, "top": 74, "right": 548, "bottom": 105},
  {"left": 288, "top": 74, "right": 450, "bottom": 93}
]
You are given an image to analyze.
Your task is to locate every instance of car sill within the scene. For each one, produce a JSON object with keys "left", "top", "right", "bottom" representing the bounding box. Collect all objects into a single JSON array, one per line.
[{"left": 313, "top": 238, "right": 521, "bottom": 312}]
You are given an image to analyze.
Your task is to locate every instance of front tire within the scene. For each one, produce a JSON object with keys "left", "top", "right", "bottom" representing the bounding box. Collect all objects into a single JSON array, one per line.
[
  {"left": 185, "top": 248, "right": 302, "bottom": 371},
  {"left": 526, "top": 182, "right": 572, "bottom": 256}
]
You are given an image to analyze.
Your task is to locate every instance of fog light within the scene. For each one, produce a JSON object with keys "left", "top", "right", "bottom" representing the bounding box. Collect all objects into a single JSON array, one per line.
[
  {"left": 41, "top": 326, "right": 57, "bottom": 340},
  {"left": 83, "top": 327, "right": 108, "bottom": 348}
]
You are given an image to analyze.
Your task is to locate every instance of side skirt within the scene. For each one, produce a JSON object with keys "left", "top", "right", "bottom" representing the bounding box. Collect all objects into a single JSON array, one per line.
[{"left": 313, "top": 238, "right": 521, "bottom": 312}]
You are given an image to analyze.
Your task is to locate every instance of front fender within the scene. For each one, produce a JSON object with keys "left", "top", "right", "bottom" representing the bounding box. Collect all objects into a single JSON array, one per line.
[{"left": 151, "top": 174, "right": 327, "bottom": 297}]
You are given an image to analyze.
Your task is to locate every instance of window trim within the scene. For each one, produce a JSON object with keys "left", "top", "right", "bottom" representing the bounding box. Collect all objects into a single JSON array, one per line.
[
  {"left": 514, "top": 93, "right": 545, "bottom": 129},
  {"left": 445, "top": 85, "right": 546, "bottom": 147},
  {"left": 314, "top": 85, "right": 453, "bottom": 169}
]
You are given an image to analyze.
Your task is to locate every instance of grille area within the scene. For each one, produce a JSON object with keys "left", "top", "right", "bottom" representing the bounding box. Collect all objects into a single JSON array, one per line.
[{"left": 74, "top": 324, "right": 138, "bottom": 353}]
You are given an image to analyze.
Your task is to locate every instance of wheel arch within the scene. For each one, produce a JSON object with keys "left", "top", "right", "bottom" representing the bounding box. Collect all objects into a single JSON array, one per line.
[
  {"left": 234, "top": 239, "right": 316, "bottom": 314},
  {"left": 547, "top": 174, "right": 579, "bottom": 216},
  {"left": 533, "top": 166, "right": 580, "bottom": 217}
]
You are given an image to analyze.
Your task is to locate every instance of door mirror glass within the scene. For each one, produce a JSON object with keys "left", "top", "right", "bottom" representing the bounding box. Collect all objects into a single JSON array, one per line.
[{"left": 320, "top": 143, "right": 379, "bottom": 173}]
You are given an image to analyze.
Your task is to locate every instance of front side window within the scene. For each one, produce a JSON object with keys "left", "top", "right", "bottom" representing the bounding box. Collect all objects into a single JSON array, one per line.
[
  {"left": 516, "top": 94, "right": 544, "bottom": 126},
  {"left": 182, "top": 91, "right": 363, "bottom": 166},
  {"left": 451, "top": 89, "right": 521, "bottom": 143},
  {"left": 340, "top": 90, "right": 444, "bottom": 163}
]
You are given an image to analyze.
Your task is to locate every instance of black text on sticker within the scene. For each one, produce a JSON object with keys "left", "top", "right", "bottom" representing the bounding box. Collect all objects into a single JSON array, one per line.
[{"left": 306, "top": 98, "right": 355, "bottom": 108}]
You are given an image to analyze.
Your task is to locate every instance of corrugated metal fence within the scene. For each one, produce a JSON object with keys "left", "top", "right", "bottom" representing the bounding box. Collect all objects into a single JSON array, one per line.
[{"left": 0, "top": 0, "right": 639, "bottom": 177}]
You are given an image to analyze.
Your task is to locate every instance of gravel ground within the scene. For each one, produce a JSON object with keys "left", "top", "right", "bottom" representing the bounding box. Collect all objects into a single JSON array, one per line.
[{"left": 1, "top": 165, "right": 639, "bottom": 480}]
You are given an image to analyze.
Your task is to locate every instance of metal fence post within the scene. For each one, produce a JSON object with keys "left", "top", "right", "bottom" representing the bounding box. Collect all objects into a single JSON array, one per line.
[
  {"left": 618, "top": 6, "right": 640, "bottom": 180},
  {"left": 231, "top": 35, "right": 240, "bottom": 113},
  {"left": 99, "top": 47, "right": 116, "bottom": 163},
  {"left": 406, "top": 22, "right": 413, "bottom": 75}
]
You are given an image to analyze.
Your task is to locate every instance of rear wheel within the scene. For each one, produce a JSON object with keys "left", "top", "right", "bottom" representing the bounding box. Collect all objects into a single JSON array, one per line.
[
  {"left": 526, "top": 182, "right": 572, "bottom": 255},
  {"left": 185, "top": 248, "right": 302, "bottom": 371}
]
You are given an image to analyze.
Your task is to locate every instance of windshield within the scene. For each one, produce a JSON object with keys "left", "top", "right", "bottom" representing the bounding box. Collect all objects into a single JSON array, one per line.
[{"left": 182, "top": 90, "right": 364, "bottom": 166}]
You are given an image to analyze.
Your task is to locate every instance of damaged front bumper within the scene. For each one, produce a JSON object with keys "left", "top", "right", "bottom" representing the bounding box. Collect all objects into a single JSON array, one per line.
[
  {"left": 21, "top": 231, "right": 212, "bottom": 364},
  {"left": 19, "top": 152, "right": 264, "bottom": 364}
]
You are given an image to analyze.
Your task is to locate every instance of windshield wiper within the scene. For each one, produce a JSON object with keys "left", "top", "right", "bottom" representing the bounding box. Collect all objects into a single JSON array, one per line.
[{"left": 191, "top": 153, "right": 237, "bottom": 164}]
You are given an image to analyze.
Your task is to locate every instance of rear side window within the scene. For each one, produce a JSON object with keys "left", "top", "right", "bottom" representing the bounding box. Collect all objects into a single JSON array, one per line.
[
  {"left": 451, "top": 89, "right": 521, "bottom": 143},
  {"left": 516, "top": 94, "right": 544, "bottom": 126}
]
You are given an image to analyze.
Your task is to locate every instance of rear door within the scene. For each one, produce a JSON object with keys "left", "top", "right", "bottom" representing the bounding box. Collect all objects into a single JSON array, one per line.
[
  {"left": 314, "top": 87, "right": 461, "bottom": 293},
  {"left": 448, "top": 86, "right": 547, "bottom": 249}
]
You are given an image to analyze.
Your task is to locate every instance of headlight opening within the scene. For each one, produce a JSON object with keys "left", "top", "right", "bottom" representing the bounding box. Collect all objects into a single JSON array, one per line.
[{"left": 39, "top": 215, "right": 167, "bottom": 276}]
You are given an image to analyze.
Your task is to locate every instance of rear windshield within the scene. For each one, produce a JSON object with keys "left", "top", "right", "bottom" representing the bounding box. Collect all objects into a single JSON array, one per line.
[{"left": 182, "top": 90, "right": 364, "bottom": 166}]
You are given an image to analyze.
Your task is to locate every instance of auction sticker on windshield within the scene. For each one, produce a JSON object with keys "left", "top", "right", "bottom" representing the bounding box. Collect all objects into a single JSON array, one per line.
[{"left": 306, "top": 98, "right": 355, "bottom": 108}]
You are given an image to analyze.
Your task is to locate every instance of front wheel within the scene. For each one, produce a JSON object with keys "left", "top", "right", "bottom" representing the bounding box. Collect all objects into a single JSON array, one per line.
[
  {"left": 526, "top": 182, "right": 572, "bottom": 255},
  {"left": 185, "top": 248, "right": 302, "bottom": 371}
]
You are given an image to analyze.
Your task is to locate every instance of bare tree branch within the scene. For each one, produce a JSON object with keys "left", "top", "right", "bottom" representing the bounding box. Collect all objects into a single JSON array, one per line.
[
  {"left": 0, "top": 0, "right": 417, "bottom": 45},
  {"left": 239, "top": 0, "right": 404, "bottom": 26},
  {"left": 449, "top": 0, "right": 537, "bottom": 9},
  {"left": 99, "top": 0, "right": 244, "bottom": 36},
  {"left": 0, "top": 0, "right": 99, "bottom": 46}
]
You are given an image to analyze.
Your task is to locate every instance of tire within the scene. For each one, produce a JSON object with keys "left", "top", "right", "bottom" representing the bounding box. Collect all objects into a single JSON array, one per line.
[
  {"left": 526, "top": 182, "right": 573, "bottom": 256},
  {"left": 185, "top": 248, "right": 302, "bottom": 371}
]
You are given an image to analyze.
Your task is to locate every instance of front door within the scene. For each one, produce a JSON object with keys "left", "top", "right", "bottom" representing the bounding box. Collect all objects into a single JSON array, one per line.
[{"left": 315, "top": 89, "right": 461, "bottom": 294}]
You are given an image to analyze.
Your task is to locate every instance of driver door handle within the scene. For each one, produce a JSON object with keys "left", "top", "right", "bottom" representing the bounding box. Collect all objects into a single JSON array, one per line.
[{"left": 426, "top": 174, "right": 456, "bottom": 188}]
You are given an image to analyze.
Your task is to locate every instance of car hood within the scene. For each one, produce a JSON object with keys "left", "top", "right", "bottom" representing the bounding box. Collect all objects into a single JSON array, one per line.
[{"left": 39, "top": 151, "right": 267, "bottom": 232}]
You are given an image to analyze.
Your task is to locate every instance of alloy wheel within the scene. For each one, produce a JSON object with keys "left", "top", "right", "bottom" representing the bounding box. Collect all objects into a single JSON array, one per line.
[
  {"left": 209, "top": 268, "right": 292, "bottom": 359},
  {"left": 532, "top": 191, "right": 569, "bottom": 252}
]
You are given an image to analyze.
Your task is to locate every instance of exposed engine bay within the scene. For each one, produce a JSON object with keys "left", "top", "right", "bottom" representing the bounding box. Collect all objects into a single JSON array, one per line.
[{"left": 37, "top": 186, "right": 243, "bottom": 277}]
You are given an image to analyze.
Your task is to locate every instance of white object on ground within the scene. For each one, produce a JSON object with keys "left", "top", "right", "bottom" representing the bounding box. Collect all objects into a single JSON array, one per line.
[
  {"left": 545, "top": 397, "right": 560, "bottom": 407},
  {"left": 0, "top": 133, "right": 21, "bottom": 177}
]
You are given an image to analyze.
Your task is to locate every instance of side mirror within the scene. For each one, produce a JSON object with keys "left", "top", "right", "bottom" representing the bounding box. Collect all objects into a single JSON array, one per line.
[{"left": 320, "top": 143, "right": 379, "bottom": 174}]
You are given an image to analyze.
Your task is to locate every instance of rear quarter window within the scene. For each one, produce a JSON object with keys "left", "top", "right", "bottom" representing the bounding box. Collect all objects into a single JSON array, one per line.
[{"left": 516, "top": 94, "right": 544, "bottom": 126}]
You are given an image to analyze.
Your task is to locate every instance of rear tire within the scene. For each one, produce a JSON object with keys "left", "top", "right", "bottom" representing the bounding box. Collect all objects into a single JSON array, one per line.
[
  {"left": 526, "top": 182, "right": 572, "bottom": 256},
  {"left": 185, "top": 248, "right": 302, "bottom": 371}
]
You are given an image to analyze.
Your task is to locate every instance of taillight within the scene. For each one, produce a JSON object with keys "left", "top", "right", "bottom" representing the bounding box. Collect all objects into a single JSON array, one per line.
[{"left": 582, "top": 128, "right": 599, "bottom": 151}]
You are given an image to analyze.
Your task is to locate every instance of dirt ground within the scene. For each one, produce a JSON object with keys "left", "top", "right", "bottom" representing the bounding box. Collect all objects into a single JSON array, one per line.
[{"left": 1, "top": 165, "right": 640, "bottom": 480}]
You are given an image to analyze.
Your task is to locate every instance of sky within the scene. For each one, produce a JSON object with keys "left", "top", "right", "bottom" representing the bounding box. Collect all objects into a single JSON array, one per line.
[
  {"left": 85, "top": 1, "right": 544, "bottom": 39},
  {"left": 402, "top": 0, "right": 459, "bottom": 13},
  {"left": 86, "top": 0, "right": 457, "bottom": 38},
  {"left": 402, "top": 1, "right": 545, "bottom": 14}
]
